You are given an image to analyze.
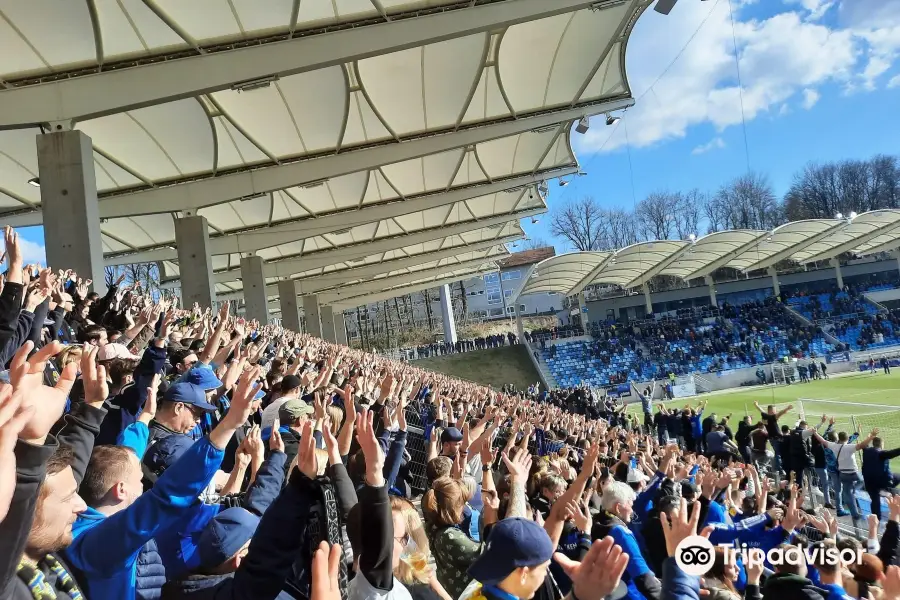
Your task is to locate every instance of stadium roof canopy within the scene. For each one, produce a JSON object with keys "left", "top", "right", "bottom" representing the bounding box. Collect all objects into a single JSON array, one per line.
[
  {"left": 0, "top": 0, "right": 652, "bottom": 307},
  {"left": 514, "top": 211, "right": 900, "bottom": 302}
]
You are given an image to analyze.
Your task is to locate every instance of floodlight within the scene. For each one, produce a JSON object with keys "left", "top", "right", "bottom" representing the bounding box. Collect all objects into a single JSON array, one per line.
[
  {"left": 575, "top": 116, "right": 590, "bottom": 134},
  {"left": 606, "top": 114, "right": 620, "bottom": 126},
  {"left": 27, "top": 177, "right": 40, "bottom": 187}
]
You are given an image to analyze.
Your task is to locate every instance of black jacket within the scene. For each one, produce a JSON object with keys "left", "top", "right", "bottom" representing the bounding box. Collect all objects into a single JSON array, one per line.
[{"left": 761, "top": 573, "right": 828, "bottom": 600}]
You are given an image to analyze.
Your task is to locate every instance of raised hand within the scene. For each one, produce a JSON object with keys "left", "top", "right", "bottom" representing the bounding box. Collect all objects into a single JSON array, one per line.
[
  {"left": 0, "top": 384, "right": 33, "bottom": 522},
  {"left": 659, "top": 497, "right": 712, "bottom": 557},
  {"left": 355, "top": 407, "right": 385, "bottom": 486},
  {"left": 270, "top": 419, "right": 286, "bottom": 454},
  {"left": 502, "top": 448, "right": 532, "bottom": 485},
  {"left": 3, "top": 226, "right": 22, "bottom": 284},
  {"left": 138, "top": 374, "right": 161, "bottom": 425},
  {"left": 311, "top": 541, "right": 343, "bottom": 600},
  {"left": 553, "top": 537, "right": 630, "bottom": 600},
  {"left": 297, "top": 420, "right": 318, "bottom": 479},
  {"left": 10, "top": 341, "right": 77, "bottom": 441},
  {"left": 80, "top": 346, "right": 109, "bottom": 407}
]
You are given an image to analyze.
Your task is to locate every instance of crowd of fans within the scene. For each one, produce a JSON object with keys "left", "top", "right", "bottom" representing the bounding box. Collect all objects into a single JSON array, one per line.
[
  {"left": 400, "top": 334, "right": 519, "bottom": 361},
  {"left": 539, "top": 298, "right": 835, "bottom": 389},
  {"left": 7, "top": 223, "right": 900, "bottom": 600}
]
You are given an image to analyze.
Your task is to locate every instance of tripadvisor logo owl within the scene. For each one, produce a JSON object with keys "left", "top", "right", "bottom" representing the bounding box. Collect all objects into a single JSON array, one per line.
[{"left": 675, "top": 536, "right": 863, "bottom": 576}]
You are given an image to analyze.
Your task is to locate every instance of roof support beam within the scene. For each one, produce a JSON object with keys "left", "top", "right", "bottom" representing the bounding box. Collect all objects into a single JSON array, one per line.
[
  {"left": 680, "top": 233, "right": 767, "bottom": 280},
  {"left": 802, "top": 221, "right": 900, "bottom": 264},
  {"left": 738, "top": 223, "right": 847, "bottom": 273},
  {"left": 210, "top": 209, "right": 536, "bottom": 284},
  {"left": 857, "top": 237, "right": 900, "bottom": 258},
  {"left": 0, "top": 0, "right": 613, "bottom": 129},
  {"left": 330, "top": 267, "right": 498, "bottom": 311},
  {"left": 0, "top": 98, "right": 628, "bottom": 227},
  {"left": 318, "top": 255, "right": 499, "bottom": 304},
  {"left": 217, "top": 234, "right": 518, "bottom": 301},
  {"left": 569, "top": 255, "right": 617, "bottom": 296},
  {"left": 622, "top": 243, "right": 692, "bottom": 289},
  {"left": 103, "top": 167, "right": 571, "bottom": 265}
]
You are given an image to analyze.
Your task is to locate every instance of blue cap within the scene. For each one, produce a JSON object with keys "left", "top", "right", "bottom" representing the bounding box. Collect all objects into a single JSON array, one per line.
[
  {"left": 164, "top": 382, "right": 216, "bottom": 411},
  {"left": 440, "top": 427, "right": 463, "bottom": 443},
  {"left": 143, "top": 434, "right": 195, "bottom": 477},
  {"left": 184, "top": 364, "right": 224, "bottom": 391},
  {"left": 198, "top": 507, "right": 260, "bottom": 569},
  {"left": 467, "top": 518, "right": 555, "bottom": 585}
]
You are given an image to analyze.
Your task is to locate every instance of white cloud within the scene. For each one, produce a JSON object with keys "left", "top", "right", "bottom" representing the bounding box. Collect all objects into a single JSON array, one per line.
[
  {"left": 785, "top": 0, "right": 835, "bottom": 21},
  {"left": 574, "top": 0, "right": 900, "bottom": 155},
  {"left": 889, "top": 74, "right": 900, "bottom": 88},
  {"left": 691, "top": 137, "right": 726, "bottom": 155},
  {"left": 801, "top": 88, "right": 820, "bottom": 109},
  {"left": 18, "top": 238, "right": 46, "bottom": 266}
]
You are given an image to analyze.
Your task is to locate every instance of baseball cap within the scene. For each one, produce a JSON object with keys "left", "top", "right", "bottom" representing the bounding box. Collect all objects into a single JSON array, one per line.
[
  {"left": 467, "top": 518, "right": 554, "bottom": 586},
  {"left": 280, "top": 374, "right": 303, "bottom": 394},
  {"left": 441, "top": 427, "right": 463, "bottom": 443},
  {"left": 164, "top": 382, "right": 217, "bottom": 411},
  {"left": 98, "top": 342, "right": 139, "bottom": 361},
  {"left": 278, "top": 398, "right": 314, "bottom": 423},
  {"left": 197, "top": 508, "right": 260, "bottom": 569},
  {"left": 143, "top": 434, "right": 195, "bottom": 478},
  {"left": 627, "top": 468, "right": 649, "bottom": 484},
  {"left": 184, "top": 364, "right": 224, "bottom": 391}
]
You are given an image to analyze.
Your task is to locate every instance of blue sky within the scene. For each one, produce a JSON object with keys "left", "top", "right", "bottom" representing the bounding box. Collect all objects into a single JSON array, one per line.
[{"left": 524, "top": 0, "right": 900, "bottom": 250}]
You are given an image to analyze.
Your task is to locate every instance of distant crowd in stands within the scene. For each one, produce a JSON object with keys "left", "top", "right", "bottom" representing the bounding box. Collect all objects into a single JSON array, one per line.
[{"left": 401, "top": 332, "right": 519, "bottom": 360}]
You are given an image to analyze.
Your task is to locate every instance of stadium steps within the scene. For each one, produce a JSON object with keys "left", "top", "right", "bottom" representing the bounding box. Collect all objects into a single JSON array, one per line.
[
  {"left": 863, "top": 293, "right": 892, "bottom": 314},
  {"left": 783, "top": 303, "right": 843, "bottom": 346},
  {"left": 524, "top": 339, "right": 559, "bottom": 390}
]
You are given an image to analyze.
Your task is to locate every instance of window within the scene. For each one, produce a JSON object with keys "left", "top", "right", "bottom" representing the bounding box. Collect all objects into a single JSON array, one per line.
[
  {"left": 519, "top": 304, "right": 527, "bottom": 312},
  {"left": 506, "top": 306, "right": 515, "bottom": 314},
  {"left": 487, "top": 291, "right": 502, "bottom": 305},
  {"left": 501, "top": 270, "right": 521, "bottom": 281},
  {"left": 504, "top": 289, "right": 513, "bottom": 298},
  {"left": 489, "top": 307, "right": 504, "bottom": 317},
  {"left": 484, "top": 273, "right": 500, "bottom": 284}
]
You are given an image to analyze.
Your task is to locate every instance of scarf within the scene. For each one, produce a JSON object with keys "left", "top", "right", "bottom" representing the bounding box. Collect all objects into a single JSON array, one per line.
[
  {"left": 320, "top": 480, "right": 349, "bottom": 600},
  {"left": 17, "top": 554, "right": 84, "bottom": 600}
]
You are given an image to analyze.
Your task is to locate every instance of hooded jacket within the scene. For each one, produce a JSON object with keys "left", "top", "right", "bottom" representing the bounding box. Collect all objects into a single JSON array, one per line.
[{"left": 63, "top": 436, "right": 225, "bottom": 600}]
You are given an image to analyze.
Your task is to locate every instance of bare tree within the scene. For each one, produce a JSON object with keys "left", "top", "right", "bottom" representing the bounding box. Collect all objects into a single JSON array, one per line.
[
  {"left": 602, "top": 208, "right": 641, "bottom": 249},
  {"left": 636, "top": 192, "right": 675, "bottom": 241},
  {"left": 714, "top": 172, "right": 782, "bottom": 230},
  {"left": 522, "top": 236, "right": 551, "bottom": 250},
  {"left": 674, "top": 189, "right": 704, "bottom": 239},
  {"left": 548, "top": 196, "right": 606, "bottom": 251},
  {"left": 785, "top": 155, "right": 900, "bottom": 220}
]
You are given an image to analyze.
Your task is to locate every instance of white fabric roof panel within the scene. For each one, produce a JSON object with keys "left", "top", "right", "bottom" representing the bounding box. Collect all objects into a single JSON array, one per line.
[
  {"left": 517, "top": 252, "right": 610, "bottom": 298},
  {"left": 809, "top": 210, "right": 900, "bottom": 260},
  {"left": 725, "top": 219, "right": 842, "bottom": 272},
  {"left": 659, "top": 230, "right": 767, "bottom": 281},
  {"left": 587, "top": 240, "right": 689, "bottom": 289}
]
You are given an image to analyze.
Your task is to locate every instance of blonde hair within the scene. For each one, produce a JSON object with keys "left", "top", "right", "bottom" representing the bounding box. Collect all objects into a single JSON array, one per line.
[
  {"left": 390, "top": 496, "right": 431, "bottom": 585},
  {"left": 57, "top": 345, "right": 83, "bottom": 369},
  {"left": 326, "top": 405, "right": 343, "bottom": 435},
  {"left": 422, "top": 476, "right": 467, "bottom": 527}
]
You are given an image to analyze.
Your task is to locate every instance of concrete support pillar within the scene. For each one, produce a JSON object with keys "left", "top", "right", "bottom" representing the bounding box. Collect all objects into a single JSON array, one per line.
[
  {"left": 37, "top": 130, "right": 106, "bottom": 293},
  {"left": 767, "top": 266, "right": 781, "bottom": 297},
  {"left": 439, "top": 284, "right": 457, "bottom": 344},
  {"left": 831, "top": 258, "right": 844, "bottom": 289},
  {"left": 240, "top": 255, "right": 269, "bottom": 325},
  {"left": 642, "top": 285, "right": 653, "bottom": 314},
  {"left": 278, "top": 280, "right": 301, "bottom": 332},
  {"left": 704, "top": 275, "right": 717, "bottom": 307},
  {"left": 320, "top": 305, "right": 337, "bottom": 343},
  {"left": 175, "top": 215, "right": 215, "bottom": 309},
  {"left": 578, "top": 292, "right": 587, "bottom": 328},
  {"left": 303, "top": 294, "right": 322, "bottom": 338},
  {"left": 515, "top": 303, "right": 525, "bottom": 341},
  {"left": 335, "top": 312, "right": 348, "bottom": 345}
]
